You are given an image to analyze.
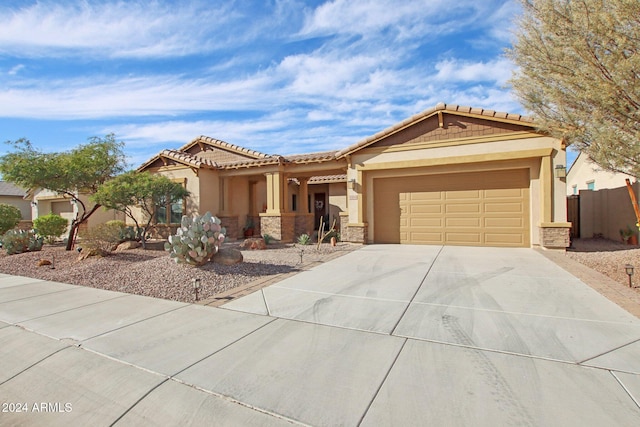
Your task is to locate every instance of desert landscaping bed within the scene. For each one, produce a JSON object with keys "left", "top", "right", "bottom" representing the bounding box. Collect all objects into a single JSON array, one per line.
[
  {"left": 0, "top": 241, "right": 359, "bottom": 303},
  {"left": 566, "top": 238, "right": 640, "bottom": 291}
]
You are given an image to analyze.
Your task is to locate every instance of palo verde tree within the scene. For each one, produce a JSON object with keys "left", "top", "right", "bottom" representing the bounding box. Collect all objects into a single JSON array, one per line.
[
  {"left": 507, "top": 0, "right": 640, "bottom": 177},
  {"left": 0, "top": 134, "right": 126, "bottom": 250},
  {"left": 92, "top": 171, "right": 190, "bottom": 249}
]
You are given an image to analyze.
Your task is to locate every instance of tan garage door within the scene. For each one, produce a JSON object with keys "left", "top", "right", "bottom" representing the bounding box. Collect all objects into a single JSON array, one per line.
[{"left": 374, "top": 169, "right": 530, "bottom": 247}]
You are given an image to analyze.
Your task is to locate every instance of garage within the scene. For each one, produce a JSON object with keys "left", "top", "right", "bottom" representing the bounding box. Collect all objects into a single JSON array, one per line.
[{"left": 373, "top": 169, "right": 530, "bottom": 247}]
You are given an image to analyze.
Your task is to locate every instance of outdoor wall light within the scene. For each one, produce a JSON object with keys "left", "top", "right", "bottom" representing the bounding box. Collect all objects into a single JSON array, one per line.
[
  {"left": 192, "top": 278, "right": 201, "bottom": 301},
  {"left": 555, "top": 164, "right": 567, "bottom": 178},
  {"left": 625, "top": 264, "right": 634, "bottom": 288},
  {"left": 348, "top": 178, "right": 356, "bottom": 190},
  {"left": 30, "top": 201, "right": 37, "bottom": 208}
]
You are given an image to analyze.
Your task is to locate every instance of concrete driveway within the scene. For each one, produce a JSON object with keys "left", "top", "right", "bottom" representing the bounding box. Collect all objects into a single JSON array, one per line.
[{"left": 1, "top": 245, "right": 640, "bottom": 426}]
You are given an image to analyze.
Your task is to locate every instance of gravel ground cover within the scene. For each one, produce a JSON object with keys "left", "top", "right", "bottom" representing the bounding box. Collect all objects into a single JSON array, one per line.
[
  {"left": 566, "top": 238, "right": 640, "bottom": 291},
  {"left": 0, "top": 241, "right": 359, "bottom": 303}
]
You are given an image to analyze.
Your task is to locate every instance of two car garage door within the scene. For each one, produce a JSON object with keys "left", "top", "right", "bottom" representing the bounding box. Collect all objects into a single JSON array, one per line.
[{"left": 373, "top": 169, "right": 530, "bottom": 247}]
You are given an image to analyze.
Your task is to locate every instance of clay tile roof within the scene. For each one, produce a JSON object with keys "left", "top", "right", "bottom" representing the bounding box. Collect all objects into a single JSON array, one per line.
[
  {"left": 182, "top": 135, "right": 271, "bottom": 159},
  {"left": 0, "top": 181, "right": 27, "bottom": 197},
  {"left": 283, "top": 150, "right": 338, "bottom": 163},
  {"left": 335, "top": 102, "right": 536, "bottom": 158},
  {"left": 216, "top": 156, "right": 282, "bottom": 169},
  {"left": 308, "top": 174, "right": 347, "bottom": 184}
]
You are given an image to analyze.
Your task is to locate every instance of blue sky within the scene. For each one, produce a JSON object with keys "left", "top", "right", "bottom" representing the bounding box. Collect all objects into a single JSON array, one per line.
[{"left": 0, "top": 0, "right": 579, "bottom": 169}]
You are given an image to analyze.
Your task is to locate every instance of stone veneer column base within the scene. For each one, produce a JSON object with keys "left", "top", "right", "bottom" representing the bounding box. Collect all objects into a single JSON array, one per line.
[
  {"left": 342, "top": 223, "right": 368, "bottom": 244},
  {"left": 260, "top": 213, "right": 296, "bottom": 243},
  {"left": 539, "top": 222, "right": 571, "bottom": 249}
]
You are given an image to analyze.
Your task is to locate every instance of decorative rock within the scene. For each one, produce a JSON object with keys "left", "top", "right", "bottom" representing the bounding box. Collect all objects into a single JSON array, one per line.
[
  {"left": 116, "top": 240, "right": 141, "bottom": 251},
  {"left": 37, "top": 259, "right": 52, "bottom": 267},
  {"left": 240, "top": 237, "right": 267, "bottom": 250},
  {"left": 213, "top": 248, "right": 243, "bottom": 265},
  {"left": 77, "top": 248, "right": 107, "bottom": 260}
]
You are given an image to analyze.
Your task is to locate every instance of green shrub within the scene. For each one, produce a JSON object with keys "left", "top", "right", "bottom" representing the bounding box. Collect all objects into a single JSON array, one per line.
[
  {"left": 33, "top": 213, "right": 69, "bottom": 244},
  {"left": 263, "top": 234, "right": 273, "bottom": 245},
  {"left": 79, "top": 223, "right": 123, "bottom": 255},
  {"left": 297, "top": 233, "right": 311, "bottom": 245},
  {"left": 0, "top": 204, "right": 22, "bottom": 235},
  {"left": 2, "top": 229, "right": 43, "bottom": 255},
  {"left": 164, "top": 212, "right": 226, "bottom": 266},
  {"left": 105, "top": 220, "right": 139, "bottom": 242}
]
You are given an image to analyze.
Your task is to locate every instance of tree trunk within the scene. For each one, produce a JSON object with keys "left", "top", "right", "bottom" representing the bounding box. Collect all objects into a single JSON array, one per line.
[{"left": 64, "top": 203, "right": 102, "bottom": 251}]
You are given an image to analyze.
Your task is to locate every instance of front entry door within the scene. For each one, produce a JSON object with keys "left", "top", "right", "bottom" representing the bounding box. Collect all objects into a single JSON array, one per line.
[{"left": 314, "top": 193, "right": 326, "bottom": 229}]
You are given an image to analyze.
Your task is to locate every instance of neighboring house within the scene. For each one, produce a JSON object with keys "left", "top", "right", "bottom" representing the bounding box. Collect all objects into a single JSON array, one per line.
[
  {"left": 566, "top": 151, "right": 636, "bottom": 195},
  {"left": 139, "top": 103, "right": 570, "bottom": 249},
  {"left": 566, "top": 151, "right": 639, "bottom": 241},
  {"left": 0, "top": 181, "right": 31, "bottom": 221},
  {"left": 28, "top": 188, "right": 125, "bottom": 237}
]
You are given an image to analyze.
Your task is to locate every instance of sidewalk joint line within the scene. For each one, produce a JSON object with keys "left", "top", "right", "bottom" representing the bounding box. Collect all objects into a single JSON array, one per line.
[
  {"left": 390, "top": 245, "right": 444, "bottom": 336},
  {"left": 610, "top": 371, "right": 640, "bottom": 410},
  {"left": 0, "top": 345, "right": 72, "bottom": 387},
  {"left": 578, "top": 337, "right": 640, "bottom": 365}
]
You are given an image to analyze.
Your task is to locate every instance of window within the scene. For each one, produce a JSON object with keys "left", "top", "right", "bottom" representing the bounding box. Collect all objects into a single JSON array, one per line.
[
  {"left": 155, "top": 179, "right": 186, "bottom": 224},
  {"left": 572, "top": 185, "right": 577, "bottom": 195},
  {"left": 292, "top": 194, "right": 297, "bottom": 212},
  {"left": 586, "top": 180, "right": 595, "bottom": 191}
]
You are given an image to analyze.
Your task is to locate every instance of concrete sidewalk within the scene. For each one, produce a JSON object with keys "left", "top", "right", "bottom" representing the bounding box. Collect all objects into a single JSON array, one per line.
[{"left": 1, "top": 246, "right": 640, "bottom": 426}]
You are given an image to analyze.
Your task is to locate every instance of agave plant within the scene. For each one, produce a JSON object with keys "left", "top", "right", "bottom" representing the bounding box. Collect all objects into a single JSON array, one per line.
[{"left": 164, "top": 212, "right": 226, "bottom": 266}]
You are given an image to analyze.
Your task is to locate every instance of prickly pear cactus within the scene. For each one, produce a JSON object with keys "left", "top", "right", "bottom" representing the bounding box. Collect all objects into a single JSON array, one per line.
[{"left": 164, "top": 212, "right": 226, "bottom": 266}]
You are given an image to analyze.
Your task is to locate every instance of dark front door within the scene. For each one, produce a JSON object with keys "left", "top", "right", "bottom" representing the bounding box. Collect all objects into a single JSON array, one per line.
[{"left": 314, "top": 193, "right": 326, "bottom": 229}]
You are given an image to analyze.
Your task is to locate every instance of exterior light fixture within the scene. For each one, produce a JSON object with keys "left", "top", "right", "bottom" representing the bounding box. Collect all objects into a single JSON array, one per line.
[
  {"left": 30, "top": 201, "right": 37, "bottom": 208},
  {"left": 348, "top": 178, "right": 356, "bottom": 190},
  {"left": 555, "top": 164, "right": 567, "bottom": 178},
  {"left": 625, "top": 264, "right": 634, "bottom": 288},
  {"left": 50, "top": 253, "right": 55, "bottom": 270},
  {"left": 192, "top": 278, "right": 201, "bottom": 301}
]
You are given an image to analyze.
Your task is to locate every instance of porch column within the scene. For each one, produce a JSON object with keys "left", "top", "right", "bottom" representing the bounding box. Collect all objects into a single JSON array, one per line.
[
  {"left": 261, "top": 168, "right": 295, "bottom": 242},
  {"left": 265, "top": 170, "right": 283, "bottom": 214},
  {"left": 295, "top": 177, "right": 314, "bottom": 237}
]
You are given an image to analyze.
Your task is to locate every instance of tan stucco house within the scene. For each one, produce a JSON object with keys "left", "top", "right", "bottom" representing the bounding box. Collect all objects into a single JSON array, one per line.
[
  {"left": 567, "top": 151, "right": 636, "bottom": 196},
  {"left": 0, "top": 181, "right": 31, "bottom": 221},
  {"left": 139, "top": 103, "right": 571, "bottom": 249}
]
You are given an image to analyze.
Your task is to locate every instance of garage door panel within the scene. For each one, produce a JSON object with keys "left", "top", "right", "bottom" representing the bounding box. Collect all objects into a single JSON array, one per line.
[
  {"left": 446, "top": 232, "right": 482, "bottom": 244},
  {"left": 446, "top": 217, "right": 481, "bottom": 227},
  {"left": 410, "top": 218, "right": 442, "bottom": 227},
  {"left": 485, "top": 217, "right": 523, "bottom": 228},
  {"left": 484, "top": 202, "right": 524, "bottom": 213},
  {"left": 446, "top": 190, "right": 481, "bottom": 200},
  {"left": 374, "top": 169, "right": 530, "bottom": 247},
  {"left": 446, "top": 203, "right": 481, "bottom": 214}
]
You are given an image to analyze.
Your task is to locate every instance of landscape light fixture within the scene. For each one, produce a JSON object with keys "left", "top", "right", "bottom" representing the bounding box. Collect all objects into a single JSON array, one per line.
[
  {"left": 625, "top": 264, "right": 634, "bottom": 288},
  {"left": 192, "top": 278, "right": 201, "bottom": 301},
  {"left": 50, "top": 253, "right": 55, "bottom": 270}
]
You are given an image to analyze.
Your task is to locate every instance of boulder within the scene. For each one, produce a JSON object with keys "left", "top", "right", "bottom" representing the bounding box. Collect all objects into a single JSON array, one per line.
[
  {"left": 37, "top": 259, "right": 52, "bottom": 267},
  {"left": 213, "top": 248, "right": 243, "bottom": 265},
  {"left": 240, "top": 237, "right": 267, "bottom": 250},
  {"left": 116, "top": 240, "right": 141, "bottom": 251}
]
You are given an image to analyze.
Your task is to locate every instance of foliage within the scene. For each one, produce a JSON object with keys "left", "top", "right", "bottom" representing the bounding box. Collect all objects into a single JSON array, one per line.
[
  {"left": 262, "top": 234, "right": 273, "bottom": 245},
  {"left": 297, "top": 233, "right": 311, "bottom": 245},
  {"left": 33, "top": 213, "right": 68, "bottom": 244},
  {"left": 0, "top": 203, "right": 22, "bottom": 235},
  {"left": 1, "top": 229, "right": 43, "bottom": 255},
  {"left": 93, "top": 171, "right": 190, "bottom": 248},
  {"left": 106, "top": 220, "right": 139, "bottom": 242},
  {"left": 507, "top": 0, "right": 640, "bottom": 177},
  {"left": 620, "top": 226, "right": 635, "bottom": 241},
  {"left": 79, "top": 222, "right": 123, "bottom": 255},
  {"left": 322, "top": 230, "right": 340, "bottom": 243},
  {"left": 164, "top": 212, "right": 225, "bottom": 266},
  {"left": 0, "top": 134, "right": 127, "bottom": 250}
]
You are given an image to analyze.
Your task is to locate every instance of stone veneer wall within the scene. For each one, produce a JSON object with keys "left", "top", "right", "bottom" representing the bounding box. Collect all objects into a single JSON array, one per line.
[
  {"left": 260, "top": 214, "right": 296, "bottom": 242},
  {"left": 341, "top": 222, "right": 367, "bottom": 244},
  {"left": 218, "top": 215, "right": 239, "bottom": 240},
  {"left": 540, "top": 226, "right": 570, "bottom": 249}
]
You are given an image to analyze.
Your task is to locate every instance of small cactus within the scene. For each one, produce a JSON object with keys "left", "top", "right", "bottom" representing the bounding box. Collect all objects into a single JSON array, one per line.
[
  {"left": 1, "top": 229, "right": 43, "bottom": 255},
  {"left": 164, "top": 212, "right": 226, "bottom": 266}
]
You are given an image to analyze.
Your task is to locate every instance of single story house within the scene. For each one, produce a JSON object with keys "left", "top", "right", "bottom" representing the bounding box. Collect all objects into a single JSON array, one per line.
[
  {"left": 567, "top": 151, "right": 636, "bottom": 195},
  {"left": 28, "top": 188, "right": 125, "bottom": 237},
  {"left": 0, "top": 181, "right": 31, "bottom": 221},
  {"left": 139, "top": 103, "right": 571, "bottom": 249}
]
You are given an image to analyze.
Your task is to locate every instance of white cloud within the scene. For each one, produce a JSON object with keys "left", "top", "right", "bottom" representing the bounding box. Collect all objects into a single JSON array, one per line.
[
  {"left": 434, "top": 58, "right": 515, "bottom": 85},
  {"left": 0, "top": 1, "right": 232, "bottom": 58},
  {"left": 7, "top": 64, "right": 24, "bottom": 75}
]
